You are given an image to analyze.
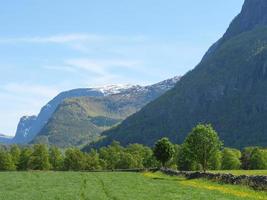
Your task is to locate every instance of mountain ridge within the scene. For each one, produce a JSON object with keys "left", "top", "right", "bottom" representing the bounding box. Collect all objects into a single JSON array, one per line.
[
  {"left": 31, "top": 76, "right": 180, "bottom": 147},
  {"left": 4, "top": 76, "right": 180, "bottom": 145}
]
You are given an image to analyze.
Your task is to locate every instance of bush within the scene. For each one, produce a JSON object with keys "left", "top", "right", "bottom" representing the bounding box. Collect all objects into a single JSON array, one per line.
[{"left": 221, "top": 148, "right": 241, "bottom": 170}]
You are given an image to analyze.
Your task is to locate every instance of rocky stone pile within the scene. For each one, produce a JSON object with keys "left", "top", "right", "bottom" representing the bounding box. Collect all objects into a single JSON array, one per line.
[{"left": 160, "top": 168, "right": 267, "bottom": 191}]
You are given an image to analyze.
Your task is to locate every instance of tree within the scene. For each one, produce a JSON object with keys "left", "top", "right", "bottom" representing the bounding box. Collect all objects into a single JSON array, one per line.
[
  {"left": 49, "top": 146, "right": 63, "bottom": 170},
  {"left": 183, "top": 124, "right": 222, "bottom": 172},
  {"left": 0, "top": 150, "right": 16, "bottom": 171},
  {"left": 84, "top": 150, "right": 102, "bottom": 170},
  {"left": 99, "top": 141, "right": 124, "bottom": 170},
  {"left": 241, "top": 147, "right": 256, "bottom": 170},
  {"left": 126, "top": 144, "right": 154, "bottom": 168},
  {"left": 18, "top": 147, "right": 33, "bottom": 170},
  {"left": 153, "top": 138, "right": 175, "bottom": 167},
  {"left": 116, "top": 152, "right": 139, "bottom": 169},
  {"left": 64, "top": 148, "right": 85, "bottom": 171},
  {"left": 208, "top": 150, "right": 222, "bottom": 170},
  {"left": 9, "top": 145, "right": 21, "bottom": 169},
  {"left": 221, "top": 148, "right": 241, "bottom": 170},
  {"left": 177, "top": 144, "right": 199, "bottom": 171},
  {"left": 249, "top": 148, "right": 267, "bottom": 170},
  {"left": 28, "top": 144, "right": 51, "bottom": 170}
]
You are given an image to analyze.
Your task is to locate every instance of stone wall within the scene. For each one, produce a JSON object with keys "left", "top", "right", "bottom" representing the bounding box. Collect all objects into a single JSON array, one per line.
[{"left": 160, "top": 168, "right": 267, "bottom": 191}]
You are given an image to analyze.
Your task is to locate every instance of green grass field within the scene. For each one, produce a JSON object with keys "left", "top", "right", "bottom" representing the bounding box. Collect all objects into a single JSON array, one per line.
[
  {"left": 0, "top": 171, "right": 266, "bottom": 200},
  {"left": 209, "top": 170, "right": 267, "bottom": 176}
]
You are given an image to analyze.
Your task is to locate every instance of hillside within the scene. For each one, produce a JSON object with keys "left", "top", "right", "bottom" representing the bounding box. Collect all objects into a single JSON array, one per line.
[
  {"left": 32, "top": 77, "right": 180, "bottom": 147},
  {"left": 90, "top": 0, "right": 267, "bottom": 149}
]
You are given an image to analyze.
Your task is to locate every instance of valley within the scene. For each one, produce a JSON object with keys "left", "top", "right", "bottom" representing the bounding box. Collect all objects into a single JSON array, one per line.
[{"left": 1, "top": 0, "right": 267, "bottom": 199}]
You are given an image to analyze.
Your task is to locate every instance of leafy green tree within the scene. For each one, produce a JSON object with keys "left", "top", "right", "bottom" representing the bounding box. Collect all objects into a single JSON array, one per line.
[
  {"left": 221, "top": 148, "right": 241, "bottom": 170},
  {"left": 241, "top": 147, "right": 255, "bottom": 170},
  {"left": 64, "top": 148, "right": 85, "bottom": 171},
  {"left": 18, "top": 147, "right": 33, "bottom": 170},
  {"left": 9, "top": 145, "right": 21, "bottom": 169},
  {"left": 116, "top": 152, "right": 139, "bottom": 169},
  {"left": 28, "top": 144, "right": 51, "bottom": 170},
  {"left": 183, "top": 124, "right": 222, "bottom": 172},
  {"left": 0, "top": 150, "right": 16, "bottom": 171},
  {"left": 84, "top": 150, "right": 102, "bottom": 170},
  {"left": 99, "top": 141, "right": 124, "bottom": 170},
  {"left": 249, "top": 148, "right": 267, "bottom": 170},
  {"left": 143, "top": 155, "right": 159, "bottom": 169},
  {"left": 166, "top": 144, "right": 181, "bottom": 169},
  {"left": 208, "top": 150, "right": 222, "bottom": 170},
  {"left": 153, "top": 137, "right": 175, "bottom": 167},
  {"left": 177, "top": 144, "right": 198, "bottom": 171},
  {"left": 49, "top": 146, "right": 63, "bottom": 170},
  {"left": 126, "top": 144, "right": 155, "bottom": 168}
]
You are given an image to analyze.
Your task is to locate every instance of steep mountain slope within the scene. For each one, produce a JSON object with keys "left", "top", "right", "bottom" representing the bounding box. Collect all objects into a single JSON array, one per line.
[
  {"left": 90, "top": 0, "right": 267, "bottom": 149},
  {"left": 32, "top": 77, "right": 180, "bottom": 147}
]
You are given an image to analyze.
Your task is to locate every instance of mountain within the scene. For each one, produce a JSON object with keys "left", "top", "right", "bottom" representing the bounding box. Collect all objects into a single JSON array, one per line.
[
  {"left": 89, "top": 0, "right": 267, "bottom": 150},
  {"left": 0, "top": 134, "right": 12, "bottom": 144},
  {"left": 12, "top": 88, "right": 107, "bottom": 144},
  {"left": 32, "top": 76, "right": 180, "bottom": 148}
]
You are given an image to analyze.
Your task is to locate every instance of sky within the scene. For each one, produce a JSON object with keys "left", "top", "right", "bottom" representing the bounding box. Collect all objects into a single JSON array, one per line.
[{"left": 0, "top": 0, "right": 244, "bottom": 136}]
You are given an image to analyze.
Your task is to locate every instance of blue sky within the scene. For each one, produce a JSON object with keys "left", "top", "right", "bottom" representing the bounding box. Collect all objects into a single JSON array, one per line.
[{"left": 0, "top": 0, "right": 244, "bottom": 136}]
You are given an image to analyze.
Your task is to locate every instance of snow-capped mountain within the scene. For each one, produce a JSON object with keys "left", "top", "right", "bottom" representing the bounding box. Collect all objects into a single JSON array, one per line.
[
  {"left": 9, "top": 76, "right": 180, "bottom": 144},
  {"left": 96, "top": 84, "right": 136, "bottom": 96}
]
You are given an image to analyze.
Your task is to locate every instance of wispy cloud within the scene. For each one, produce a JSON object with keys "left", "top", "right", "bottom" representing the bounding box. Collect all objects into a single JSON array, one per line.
[
  {"left": 0, "top": 34, "right": 103, "bottom": 44},
  {"left": 65, "top": 58, "right": 141, "bottom": 74},
  {"left": 0, "top": 33, "right": 146, "bottom": 45},
  {"left": 43, "top": 58, "right": 144, "bottom": 86}
]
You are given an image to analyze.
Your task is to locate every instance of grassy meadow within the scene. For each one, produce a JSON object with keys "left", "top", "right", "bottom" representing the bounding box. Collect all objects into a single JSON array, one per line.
[{"left": 0, "top": 171, "right": 266, "bottom": 200}]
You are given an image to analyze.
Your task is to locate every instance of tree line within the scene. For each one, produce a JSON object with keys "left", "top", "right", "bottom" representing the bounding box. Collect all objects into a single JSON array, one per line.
[{"left": 0, "top": 124, "right": 267, "bottom": 171}]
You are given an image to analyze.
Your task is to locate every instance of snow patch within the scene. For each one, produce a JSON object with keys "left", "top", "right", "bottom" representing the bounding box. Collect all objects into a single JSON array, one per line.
[{"left": 96, "top": 84, "right": 138, "bottom": 96}]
